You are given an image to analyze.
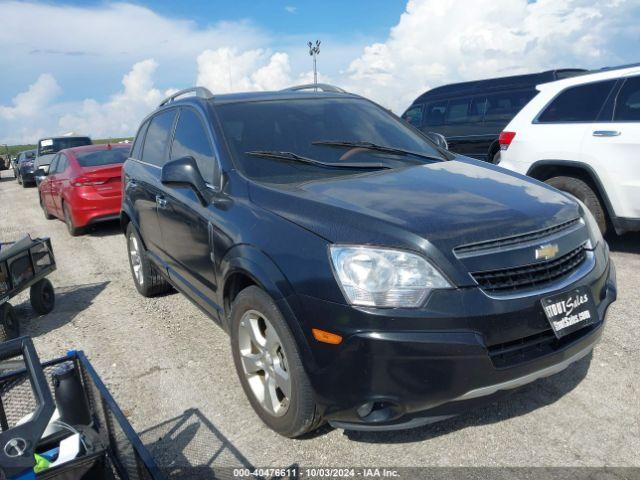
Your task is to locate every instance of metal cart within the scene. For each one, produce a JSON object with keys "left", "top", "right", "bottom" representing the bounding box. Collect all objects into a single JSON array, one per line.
[
  {"left": 0, "top": 237, "right": 56, "bottom": 341},
  {"left": 0, "top": 337, "right": 164, "bottom": 480}
]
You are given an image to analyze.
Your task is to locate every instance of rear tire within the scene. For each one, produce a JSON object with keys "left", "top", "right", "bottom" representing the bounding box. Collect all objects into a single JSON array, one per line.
[
  {"left": 126, "top": 223, "right": 172, "bottom": 297},
  {"left": 41, "top": 194, "right": 54, "bottom": 220},
  {"left": 30, "top": 278, "right": 55, "bottom": 315},
  {"left": 545, "top": 176, "right": 608, "bottom": 234},
  {"left": 230, "top": 286, "right": 322, "bottom": 437},
  {"left": 64, "top": 203, "right": 84, "bottom": 236},
  {"left": 0, "top": 303, "right": 20, "bottom": 341}
]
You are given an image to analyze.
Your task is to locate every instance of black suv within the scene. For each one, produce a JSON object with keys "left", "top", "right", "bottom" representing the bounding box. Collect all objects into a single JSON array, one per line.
[
  {"left": 121, "top": 85, "right": 616, "bottom": 437},
  {"left": 402, "top": 69, "right": 586, "bottom": 163}
]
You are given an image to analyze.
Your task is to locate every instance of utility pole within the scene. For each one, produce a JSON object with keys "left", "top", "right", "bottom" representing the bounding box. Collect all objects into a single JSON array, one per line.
[{"left": 308, "top": 40, "right": 321, "bottom": 90}]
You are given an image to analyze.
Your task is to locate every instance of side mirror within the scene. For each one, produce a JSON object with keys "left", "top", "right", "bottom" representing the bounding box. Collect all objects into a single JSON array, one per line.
[
  {"left": 35, "top": 168, "right": 47, "bottom": 178},
  {"left": 426, "top": 132, "right": 448, "bottom": 151},
  {"left": 161, "top": 156, "right": 212, "bottom": 205}
]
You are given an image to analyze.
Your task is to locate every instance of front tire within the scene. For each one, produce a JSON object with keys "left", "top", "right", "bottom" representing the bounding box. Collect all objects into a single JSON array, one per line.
[
  {"left": 0, "top": 303, "right": 20, "bottom": 341},
  {"left": 230, "top": 286, "right": 321, "bottom": 437},
  {"left": 545, "top": 176, "right": 608, "bottom": 234},
  {"left": 125, "top": 223, "right": 172, "bottom": 297}
]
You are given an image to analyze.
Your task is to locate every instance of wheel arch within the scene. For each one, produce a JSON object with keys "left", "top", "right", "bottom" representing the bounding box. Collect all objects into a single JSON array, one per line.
[
  {"left": 526, "top": 160, "right": 615, "bottom": 221},
  {"left": 488, "top": 139, "right": 501, "bottom": 163},
  {"left": 220, "top": 245, "right": 317, "bottom": 371}
]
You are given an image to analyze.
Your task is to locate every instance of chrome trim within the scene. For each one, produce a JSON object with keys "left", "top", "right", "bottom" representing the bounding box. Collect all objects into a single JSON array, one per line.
[
  {"left": 592, "top": 130, "right": 621, "bottom": 137},
  {"left": 455, "top": 219, "right": 584, "bottom": 259},
  {"left": 455, "top": 341, "right": 596, "bottom": 401},
  {"left": 479, "top": 250, "right": 595, "bottom": 300},
  {"left": 131, "top": 158, "right": 161, "bottom": 170}
]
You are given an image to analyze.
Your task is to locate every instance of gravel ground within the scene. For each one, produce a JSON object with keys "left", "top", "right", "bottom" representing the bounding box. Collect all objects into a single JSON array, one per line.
[{"left": 0, "top": 170, "right": 638, "bottom": 475}]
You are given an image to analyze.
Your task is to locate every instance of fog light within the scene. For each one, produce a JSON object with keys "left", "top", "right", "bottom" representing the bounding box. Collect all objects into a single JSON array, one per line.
[{"left": 357, "top": 402, "right": 374, "bottom": 418}]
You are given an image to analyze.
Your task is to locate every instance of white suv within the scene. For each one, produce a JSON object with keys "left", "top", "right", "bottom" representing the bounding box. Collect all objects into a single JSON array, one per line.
[{"left": 498, "top": 64, "right": 640, "bottom": 235}]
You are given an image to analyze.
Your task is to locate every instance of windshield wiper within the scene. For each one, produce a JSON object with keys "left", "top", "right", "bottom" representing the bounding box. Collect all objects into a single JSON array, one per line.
[
  {"left": 311, "top": 140, "right": 444, "bottom": 162},
  {"left": 245, "top": 150, "right": 392, "bottom": 170}
]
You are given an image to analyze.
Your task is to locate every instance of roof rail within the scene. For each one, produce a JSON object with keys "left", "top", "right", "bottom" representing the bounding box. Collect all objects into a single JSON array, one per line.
[
  {"left": 159, "top": 87, "right": 214, "bottom": 107},
  {"left": 282, "top": 83, "right": 347, "bottom": 93},
  {"left": 595, "top": 62, "right": 640, "bottom": 72}
]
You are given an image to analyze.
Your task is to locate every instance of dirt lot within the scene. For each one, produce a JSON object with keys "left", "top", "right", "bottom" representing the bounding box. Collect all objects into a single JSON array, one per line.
[{"left": 1, "top": 170, "right": 638, "bottom": 475}]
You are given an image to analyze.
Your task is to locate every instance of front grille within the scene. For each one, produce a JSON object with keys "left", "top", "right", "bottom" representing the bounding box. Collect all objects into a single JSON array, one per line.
[
  {"left": 454, "top": 218, "right": 581, "bottom": 256},
  {"left": 472, "top": 243, "right": 587, "bottom": 293}
]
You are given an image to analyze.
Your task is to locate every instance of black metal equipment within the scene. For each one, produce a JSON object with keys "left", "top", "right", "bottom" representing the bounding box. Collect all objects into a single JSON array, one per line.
[
  {"left": 0, "top": 236, "right": 57, "bottom": 341},
  {"left": 0, "top": 337, "right": 164, "bottom": 480}
]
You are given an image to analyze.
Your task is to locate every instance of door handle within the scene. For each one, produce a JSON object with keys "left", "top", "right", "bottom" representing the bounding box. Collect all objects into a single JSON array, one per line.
[
  {"left": 155, "top": 195, "right": 168, "bottom": 208},
  {"left": 592, "top": 130, "right": 621, "bottom": 137}
]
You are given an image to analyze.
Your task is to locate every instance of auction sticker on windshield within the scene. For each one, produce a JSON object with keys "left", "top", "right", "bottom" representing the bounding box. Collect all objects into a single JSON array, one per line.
[{"left": 541, "top": 286, "right": 597, "bottom": 339}]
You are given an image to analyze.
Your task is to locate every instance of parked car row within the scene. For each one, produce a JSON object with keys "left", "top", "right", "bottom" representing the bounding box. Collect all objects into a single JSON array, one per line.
[
  {"left": 8, "top": 67, "right": 625, "bottom": 438},
  {"left": 403, "top": 63, "right": 640, "bottom": 235}
]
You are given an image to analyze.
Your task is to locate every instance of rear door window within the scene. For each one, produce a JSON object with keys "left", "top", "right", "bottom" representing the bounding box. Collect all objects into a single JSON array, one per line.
[
  {"left": 140, "top": 110, "right": 177, "bottom": 167},
  {"left": 423, "top": 101, "right": 447, "bottom": 126},
  {"left": 445, "top": 98, "right": 472, "bottom": 124},
  {"left": 171, "top": 108, "right": 218, "bottom": 184},
  {"left": 48, "top": 155, "right": 60, "bottom": 174},
  {"left": 613, "top": 76, "right": 640, "bottom": 122},
  {"left": 537, "top": 80, "right": 616, "bottom": 123},
  {"left": 56, "top": 154, "right": 68, "bottom": 173}
]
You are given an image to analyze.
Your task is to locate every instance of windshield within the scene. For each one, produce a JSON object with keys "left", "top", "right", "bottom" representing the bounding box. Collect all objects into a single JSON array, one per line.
[
  {"left": 76, "top": 148, "right": 129, "bottom": 167},
  {"left": 216, "top": 98, "right": 444, "bottom": 183},
  {"left": 35, "top": 154, "right": 55, "bottom": 167},
  {"left": 39, "top": 137, "right": 92, "bottom": 155}
]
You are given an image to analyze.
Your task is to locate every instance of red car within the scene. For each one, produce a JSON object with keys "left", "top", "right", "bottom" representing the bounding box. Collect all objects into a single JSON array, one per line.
[{"left": 39, "top": 144, "right": 130, "bottom": 235}]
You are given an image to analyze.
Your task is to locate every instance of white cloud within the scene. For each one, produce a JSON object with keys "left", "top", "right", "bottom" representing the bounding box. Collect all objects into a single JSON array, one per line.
[
  {"left": 1, "top": 0, "right": 640, "bottom": 143},
  {"left": 0, "top": 1, "right": 266, "bottom": 63},
  {"left": 196, "top": 48, "right": 293, "bottom": 92},
  {"left": 285, "top": 6, "right": 297, "bottom": 14},
  {"left": 0, "top": 74, "right": 61, "bottom": 120},
  {"left": 58, "top": 59, "right": 171, "bottom": 138},
  {"left": 345, "top": 0, "right": 640, "bottom": 112}
]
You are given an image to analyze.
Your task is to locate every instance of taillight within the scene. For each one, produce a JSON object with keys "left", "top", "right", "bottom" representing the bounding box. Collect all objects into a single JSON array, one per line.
[
  {"left": 72, "top": 176, "right": 107, "bottom": 187},
  {"left": 499, "top": 131, "right": 516, "bottom": 150}
]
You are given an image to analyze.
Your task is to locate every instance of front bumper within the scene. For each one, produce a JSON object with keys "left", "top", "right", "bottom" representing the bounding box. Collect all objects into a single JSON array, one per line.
[{"left": 292, "top": 253, "right": 616, "bottom": 431}]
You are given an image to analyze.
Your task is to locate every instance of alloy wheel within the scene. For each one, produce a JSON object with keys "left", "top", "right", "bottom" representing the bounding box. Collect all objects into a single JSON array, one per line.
[
  {"left": 128, "top": 234, "right": 144, "bottom": 286},
  {"left": 238, "top": 310, "right": 291, "bottom": 417}
]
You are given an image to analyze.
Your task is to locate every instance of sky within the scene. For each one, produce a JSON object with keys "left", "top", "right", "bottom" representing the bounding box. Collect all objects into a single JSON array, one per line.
[{"left": 1, "top": 0, "right": 639, "bottom": 144}]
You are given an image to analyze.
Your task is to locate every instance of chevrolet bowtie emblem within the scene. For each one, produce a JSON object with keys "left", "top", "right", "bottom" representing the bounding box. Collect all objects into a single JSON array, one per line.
[{"left": 535, "top": 243, "right": 559, "bottom": 261}]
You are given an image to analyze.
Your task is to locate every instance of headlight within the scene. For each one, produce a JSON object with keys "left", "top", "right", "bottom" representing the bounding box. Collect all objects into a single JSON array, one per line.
[
  {"left": 572, "top": 197, "right": 603, "bottom": 248},
  {"left": 329, "top": 246, "right": 451, "bottom": 308}
]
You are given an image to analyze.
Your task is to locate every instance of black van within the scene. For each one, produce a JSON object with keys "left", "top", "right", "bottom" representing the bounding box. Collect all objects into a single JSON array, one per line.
[{"left": 402, "top": 69, "right": 586, "bottom": 163}]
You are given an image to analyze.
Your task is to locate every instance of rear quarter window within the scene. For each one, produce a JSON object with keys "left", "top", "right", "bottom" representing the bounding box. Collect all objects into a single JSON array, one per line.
[
  {"left": 484, "top": 90, "right": 536, "bottom": 123},
  {"left": 131, "top": 121, "right": 149, "bottom": 160},
  {"left": 537, "top": 80, "right": 616, "bottom": 123},
  {"left": 140, "top": 110, "right": 177, "bottom": 167},
  {"left": 614, "top": 76, "right": 640, "bottom": 122}
]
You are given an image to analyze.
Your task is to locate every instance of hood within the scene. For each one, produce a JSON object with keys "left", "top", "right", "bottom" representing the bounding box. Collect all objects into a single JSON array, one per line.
[{"left": 249, "top": 158, "right": 580, "bottom": 255}]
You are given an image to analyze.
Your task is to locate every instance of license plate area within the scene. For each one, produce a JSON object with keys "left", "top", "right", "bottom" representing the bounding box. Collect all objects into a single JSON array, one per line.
[{"left": 541, "top": 286, "right": 597, "bottom": 339}]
